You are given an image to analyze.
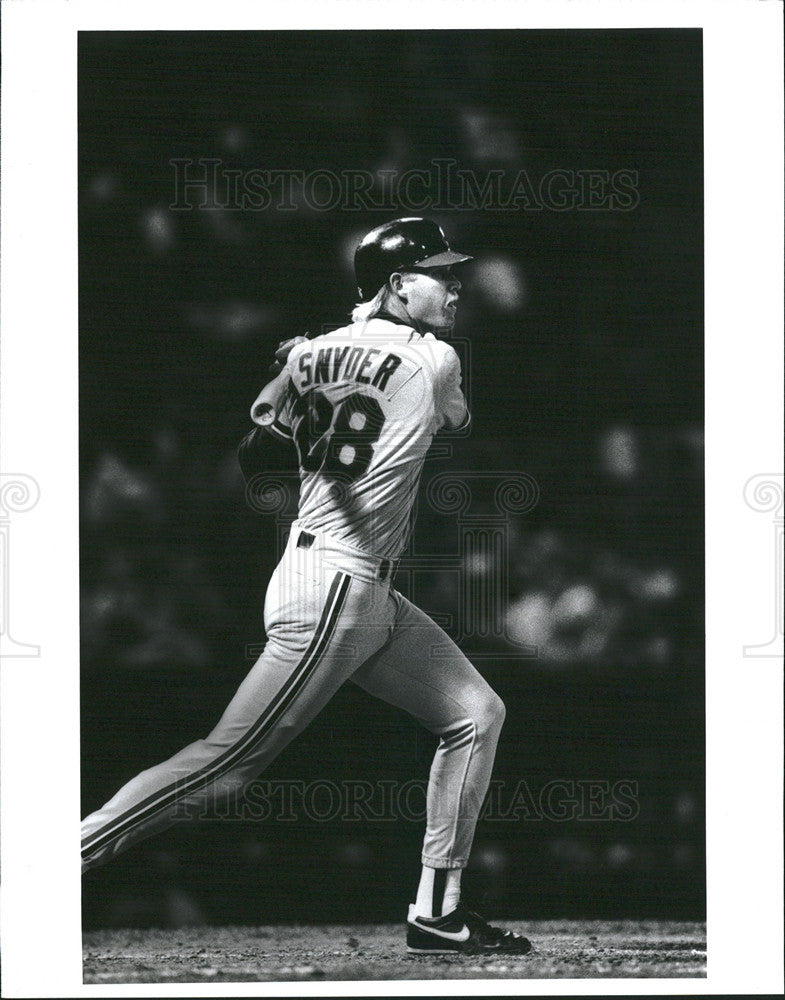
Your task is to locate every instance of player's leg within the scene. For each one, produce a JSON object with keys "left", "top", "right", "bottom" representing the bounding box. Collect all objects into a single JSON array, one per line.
[
  {"left": 349, "top": 590, "right": 505, "bottom": 913},
  {"left": 350, "top": 592, "right": 531, "bottom": 954},
  {"left": 81, "top": 552, "right": 393, "bottom": 872}
]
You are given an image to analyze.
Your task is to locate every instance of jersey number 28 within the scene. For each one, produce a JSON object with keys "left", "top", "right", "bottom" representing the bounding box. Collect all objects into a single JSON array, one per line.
[{"left": 293, "top": 389, "right": 385, "bottom": 482}]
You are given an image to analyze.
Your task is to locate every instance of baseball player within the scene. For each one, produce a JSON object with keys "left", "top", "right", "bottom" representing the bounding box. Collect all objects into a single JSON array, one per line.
[{"left": 81, "top": 217, "right": 531, "bottom": 955}]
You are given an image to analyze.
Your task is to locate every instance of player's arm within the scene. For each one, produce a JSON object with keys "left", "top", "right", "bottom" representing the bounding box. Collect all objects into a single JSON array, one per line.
[
  {"left": 436, "top": 344, "right": 470, "bottom": 432},
  {"left": 238, "top": 382, "right": 296, "bottom": 484}
]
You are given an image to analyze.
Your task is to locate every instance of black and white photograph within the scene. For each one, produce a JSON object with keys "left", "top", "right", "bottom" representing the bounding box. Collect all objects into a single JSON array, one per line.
[
  {"left": 0, "top": 2, "right": 783, "bottom": 996},
  {"left": 77, "top": 26, "right": 707, "bottom": 983}
]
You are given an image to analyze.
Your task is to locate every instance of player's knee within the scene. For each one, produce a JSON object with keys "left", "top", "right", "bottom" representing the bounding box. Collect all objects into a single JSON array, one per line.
[
  {"left": 490, "top": 692, "right": 506, "bottom": 730},
  {"left": 477, "top": 691, "right": 506, "bottom": 738}
]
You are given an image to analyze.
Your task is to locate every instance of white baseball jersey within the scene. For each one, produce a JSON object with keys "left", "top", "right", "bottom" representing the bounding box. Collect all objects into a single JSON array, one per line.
[{"left": 267, "top": 315, "right": 470, "bottom": 559}]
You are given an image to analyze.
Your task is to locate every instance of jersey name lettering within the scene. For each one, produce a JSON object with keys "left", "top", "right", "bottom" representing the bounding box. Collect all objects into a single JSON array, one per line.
[{"left": 299, "top": 347, "right": 402, "bottom": 393}]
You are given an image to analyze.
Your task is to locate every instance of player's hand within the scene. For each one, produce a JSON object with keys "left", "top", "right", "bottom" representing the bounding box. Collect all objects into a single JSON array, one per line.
[{"left": 268, "top": 334, "right": 309, "bottom": 374}]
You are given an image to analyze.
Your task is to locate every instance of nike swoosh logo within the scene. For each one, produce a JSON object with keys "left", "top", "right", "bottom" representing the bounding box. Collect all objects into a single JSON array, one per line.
[{"left": 412, "top": 919, "right": 471, "bottom": 943}]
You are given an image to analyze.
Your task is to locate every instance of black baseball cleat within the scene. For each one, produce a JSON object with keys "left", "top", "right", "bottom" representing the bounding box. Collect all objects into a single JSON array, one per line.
[{"left": 406, "top": 902, "right": 532, "bottom": 955}]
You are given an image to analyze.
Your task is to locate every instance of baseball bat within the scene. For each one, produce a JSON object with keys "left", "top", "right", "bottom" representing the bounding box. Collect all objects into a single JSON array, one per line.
[
  {"left": 250, "top": 369, "right": 291, "bottom": 426},
  {"left": 250, "top": 334, "right": 310, "bottom": 426}
]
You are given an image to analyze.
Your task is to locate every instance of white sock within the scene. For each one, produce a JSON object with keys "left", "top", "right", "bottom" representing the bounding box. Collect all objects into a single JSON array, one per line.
[
  {"left": 442, "top": 869, "right": 462, "bottom": 915},
  {"left": 414, "top": 866, "right": 462, "bottom": 918}
]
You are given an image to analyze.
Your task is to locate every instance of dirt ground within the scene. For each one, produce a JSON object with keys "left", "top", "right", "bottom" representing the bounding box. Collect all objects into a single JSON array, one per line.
[{"left": 83, "top": 919, "right": 706, "bottom": 982}]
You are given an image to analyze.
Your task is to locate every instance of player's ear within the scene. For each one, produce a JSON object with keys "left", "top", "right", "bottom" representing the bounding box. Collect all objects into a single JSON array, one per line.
[{"left": 389, "top": 271, "right": 407, "bottom": 301}]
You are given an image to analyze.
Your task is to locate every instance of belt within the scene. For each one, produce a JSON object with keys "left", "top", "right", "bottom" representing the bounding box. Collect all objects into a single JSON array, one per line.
[{"left": 297, "top": 530, "right": 396, "bottom": 582}]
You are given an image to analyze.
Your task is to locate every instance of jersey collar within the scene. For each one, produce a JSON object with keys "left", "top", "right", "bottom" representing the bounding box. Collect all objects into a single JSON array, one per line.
[
  {"left": 373, "top": 308, "right": 414, "bottom": 327},
  {"left": 368, "top": 310, "right": 425, "bottom": 341}
]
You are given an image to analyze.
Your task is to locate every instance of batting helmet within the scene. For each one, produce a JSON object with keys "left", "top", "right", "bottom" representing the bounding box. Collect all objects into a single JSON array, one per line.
[{"left": 354, "top": 217, "right": 473, "bottom": 300}]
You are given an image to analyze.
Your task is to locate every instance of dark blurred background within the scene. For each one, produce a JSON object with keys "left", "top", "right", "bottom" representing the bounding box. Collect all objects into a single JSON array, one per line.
[{"left": 79, "top": 30, "right": 703, "bottom": 929}]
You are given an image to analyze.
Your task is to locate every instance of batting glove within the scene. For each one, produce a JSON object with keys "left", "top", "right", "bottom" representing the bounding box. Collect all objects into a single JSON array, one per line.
[{"left": 268, "top": 334, "right": 309, "bottom": 374}]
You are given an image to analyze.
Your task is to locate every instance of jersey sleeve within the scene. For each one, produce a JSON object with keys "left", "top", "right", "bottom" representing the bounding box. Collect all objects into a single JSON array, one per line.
[{"left": 435, "top": 344, "right": 470, "bottom": 432}]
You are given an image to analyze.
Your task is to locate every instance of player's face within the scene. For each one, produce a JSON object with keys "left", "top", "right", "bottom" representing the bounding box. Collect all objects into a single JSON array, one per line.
[{"left": 399, "top": 266, "right": 462, "bottom": 330}]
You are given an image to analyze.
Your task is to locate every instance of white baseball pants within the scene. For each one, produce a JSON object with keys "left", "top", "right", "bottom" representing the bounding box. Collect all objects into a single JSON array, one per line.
[{"left": 81, "top": 523, "right": 505, "bottom": 872}]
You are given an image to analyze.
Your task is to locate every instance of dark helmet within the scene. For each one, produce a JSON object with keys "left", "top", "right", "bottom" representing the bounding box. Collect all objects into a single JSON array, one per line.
[{"left": 354, "top": 217, "right": 473, "bottom": 300}]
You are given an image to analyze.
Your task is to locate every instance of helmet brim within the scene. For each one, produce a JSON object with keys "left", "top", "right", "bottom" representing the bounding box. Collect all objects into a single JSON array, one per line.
[{"left": 409, "top": 250, "right": 473, "bottom": 270}]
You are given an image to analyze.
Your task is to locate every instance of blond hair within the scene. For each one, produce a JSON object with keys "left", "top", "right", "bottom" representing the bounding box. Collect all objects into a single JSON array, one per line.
[{"left": 350, "top": 284, "right": 390, "bottom": 323}]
